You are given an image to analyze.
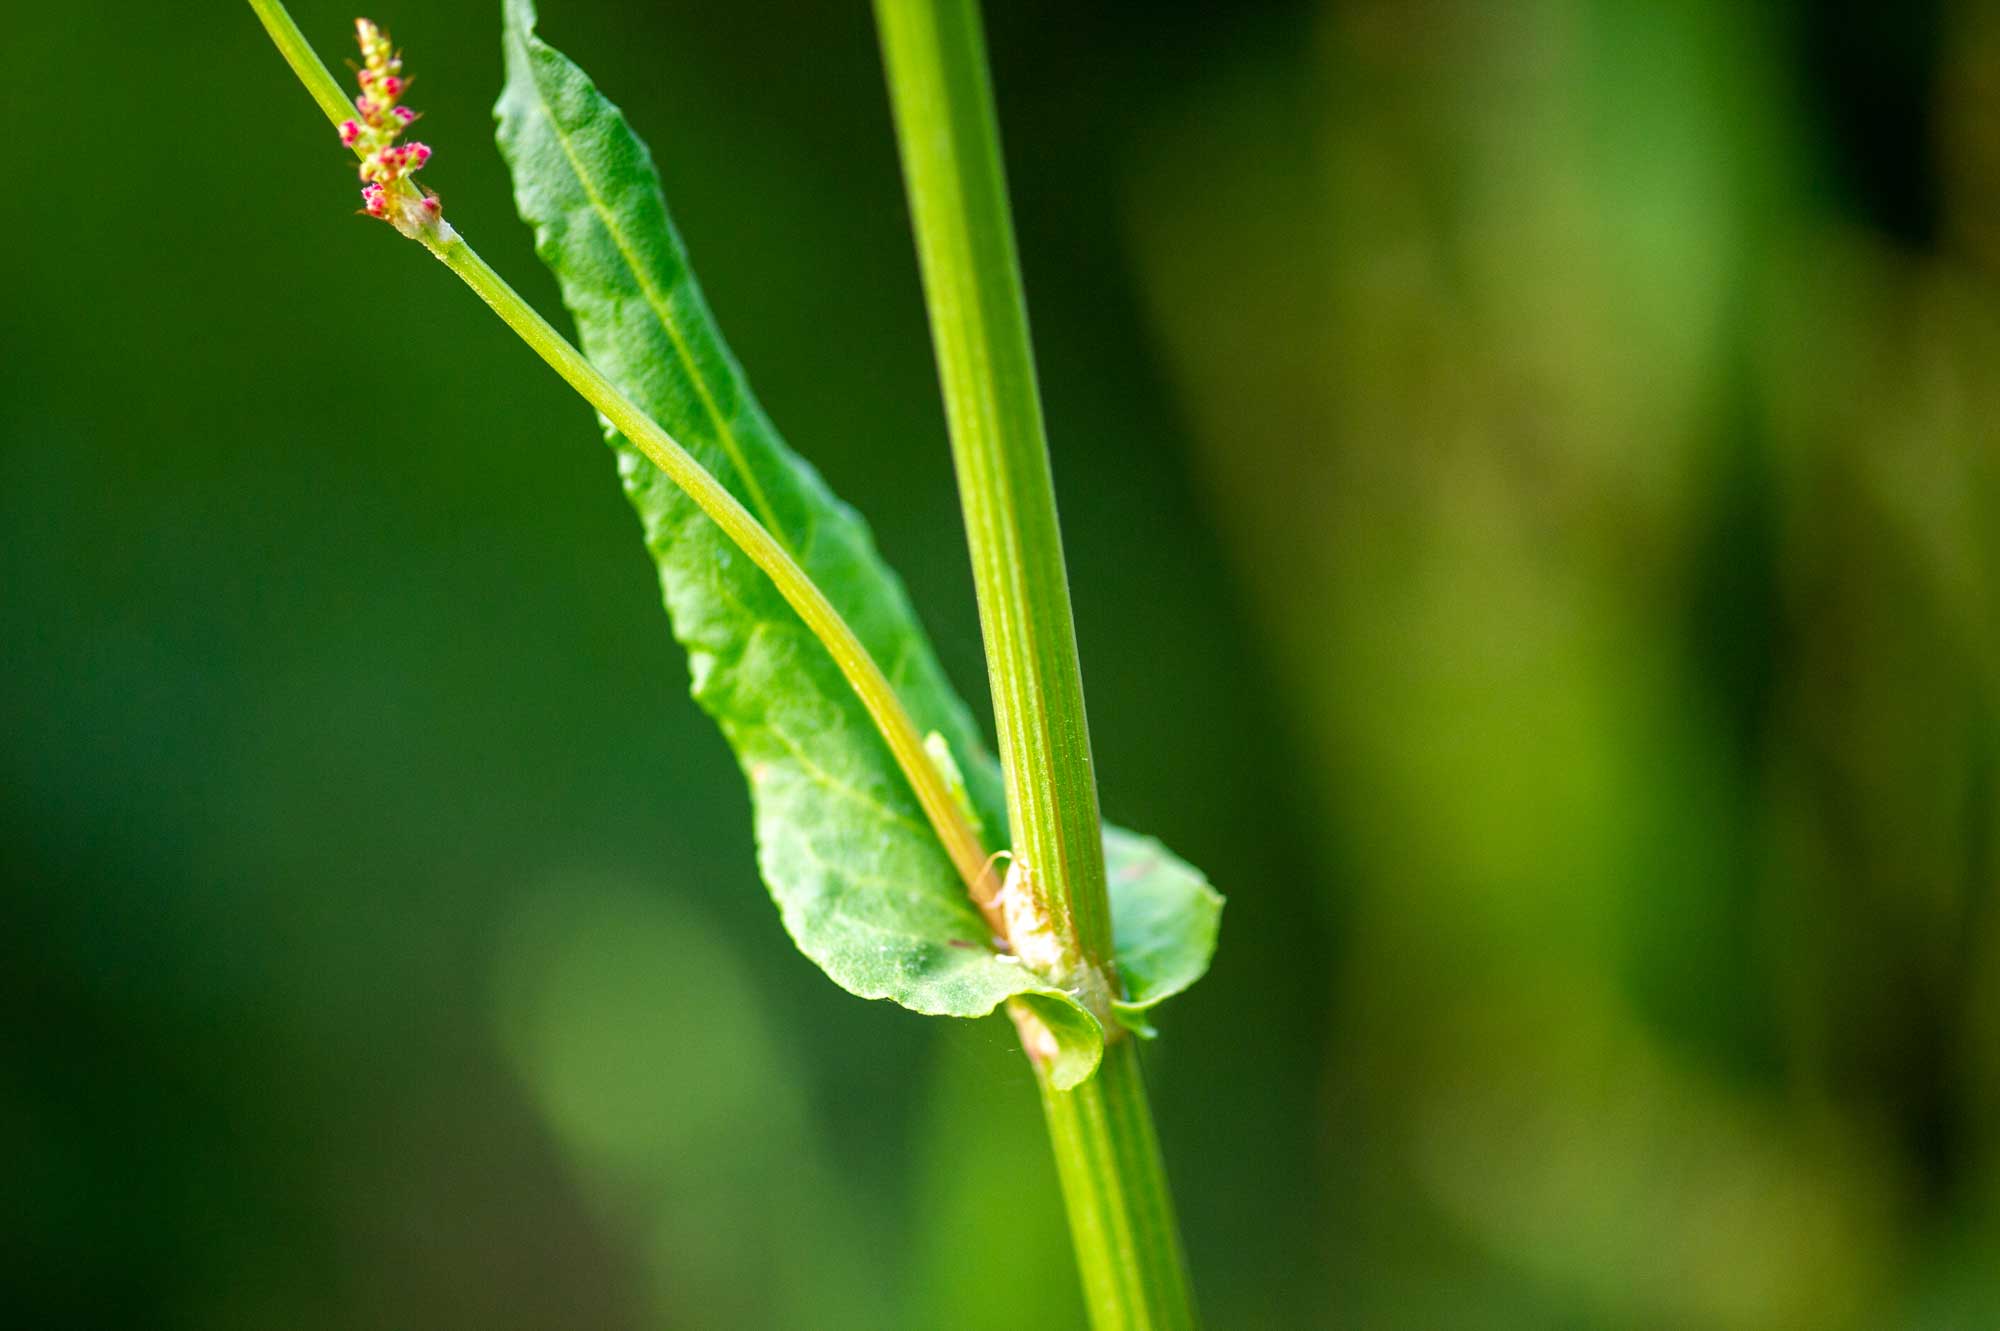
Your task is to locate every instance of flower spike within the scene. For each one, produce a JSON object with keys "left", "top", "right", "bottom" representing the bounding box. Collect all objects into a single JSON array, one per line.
[{"left": 341, "top": 17, "right": 443, "bottom": 237}]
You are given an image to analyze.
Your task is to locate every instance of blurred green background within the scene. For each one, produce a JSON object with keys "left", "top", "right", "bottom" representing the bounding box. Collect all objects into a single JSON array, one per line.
[{"left": 5, "top": 0, "right": 1997, "bottom": 1326}]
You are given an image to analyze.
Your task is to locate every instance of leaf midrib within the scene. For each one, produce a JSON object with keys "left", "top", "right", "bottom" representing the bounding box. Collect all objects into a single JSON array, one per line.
[{"left": 519, "top": 44, "right": 792, "bottom": 551}]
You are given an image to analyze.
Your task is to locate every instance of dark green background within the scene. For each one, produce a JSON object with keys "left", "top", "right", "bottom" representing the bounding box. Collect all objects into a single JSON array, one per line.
[{"left": 4, "top": 1, "right": 1995, "bottom": 1326}]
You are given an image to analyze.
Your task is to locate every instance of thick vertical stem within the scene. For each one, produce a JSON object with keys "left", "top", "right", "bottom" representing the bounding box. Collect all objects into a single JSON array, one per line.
[
  {"left": 1038, "top": 1040, "right": 1199, "bottom": 1329},
  {"left": 873, "top": 1, "right": 1198, "bottom": 1325},
  {"left": 872, "top": 0, "right": 1109, "bottom": 971}
]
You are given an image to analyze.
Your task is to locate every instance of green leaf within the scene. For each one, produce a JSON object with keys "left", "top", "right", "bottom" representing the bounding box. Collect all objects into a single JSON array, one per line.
[
  {"left": 1105, "top": 829, "right": 1225, "bottom": 1037},
  {"left": 494, "top": 0, "right": 1217, "bottom": 1084}
]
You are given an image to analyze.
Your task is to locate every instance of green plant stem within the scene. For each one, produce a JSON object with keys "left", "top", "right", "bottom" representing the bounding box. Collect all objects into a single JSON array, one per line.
[
  {"left": 1039, "top": 1040, "right": 1198, "bottom": 1329},
  {"left": 873, "top": 0, "right": 1112, "bottom": 972},
  {"left": 247, "top": 0, "right": 355, "bottom": 128},
  {"left": 873, "top": 1, "right": 1198, "bottom": 1325},
  {"left": 243, "top": 0, "right": 1003, "bottom": 932},
  {"left": 422, "top": 241, "right": 1007, "bottom": 912}
]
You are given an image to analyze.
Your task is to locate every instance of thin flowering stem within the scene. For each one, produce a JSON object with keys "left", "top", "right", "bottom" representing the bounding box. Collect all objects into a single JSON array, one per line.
[
  {"left": 427, "top": 239, "right": 1006, "bottom": 927},
  {"left": 243, "top": 0, "right": 1007, "bottom": 934},
  {"left": 249, "top": 0, "right": 354, "bottom": 128}
]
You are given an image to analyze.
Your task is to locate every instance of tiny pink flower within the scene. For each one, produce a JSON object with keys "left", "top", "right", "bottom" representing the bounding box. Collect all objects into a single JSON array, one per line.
[{"left": 344, "top": 18, "right": 443, "bottom": 230}]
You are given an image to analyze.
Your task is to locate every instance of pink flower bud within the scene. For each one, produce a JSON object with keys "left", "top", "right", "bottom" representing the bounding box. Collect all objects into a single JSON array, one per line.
[
  {"left": 421, "top": 196, "right": 442, "bottom": 213},
  {"left": 340, "top": 20, "right": 439, "bottom": 224}
]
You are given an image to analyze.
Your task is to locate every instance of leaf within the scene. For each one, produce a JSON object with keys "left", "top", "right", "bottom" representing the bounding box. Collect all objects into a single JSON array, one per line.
[
  {"left": 495, "top": 0, "right": 1217, "bottom": 1085},
  {"left": 1105, "top": 829, "right": 1225, "bottom": 1037}
]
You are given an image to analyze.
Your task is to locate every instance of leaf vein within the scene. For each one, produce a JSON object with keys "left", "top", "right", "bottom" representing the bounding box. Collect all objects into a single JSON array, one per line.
[
  {"left": 522, "top": 59, "right": 793, "bottom": 552},
  {"left": 761, "top": 722, "right": 932, "bottom": 837}
]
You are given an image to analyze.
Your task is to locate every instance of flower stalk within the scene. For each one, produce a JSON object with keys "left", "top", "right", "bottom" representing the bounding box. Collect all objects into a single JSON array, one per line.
[{"left": 242, "top": 0, "right": 1006, "bottom": 935}]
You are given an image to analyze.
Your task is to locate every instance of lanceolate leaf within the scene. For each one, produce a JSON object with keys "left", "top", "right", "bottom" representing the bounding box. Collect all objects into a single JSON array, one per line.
[{"left": 495, "top": 0, "right": 1217, "bottom": 1084}]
